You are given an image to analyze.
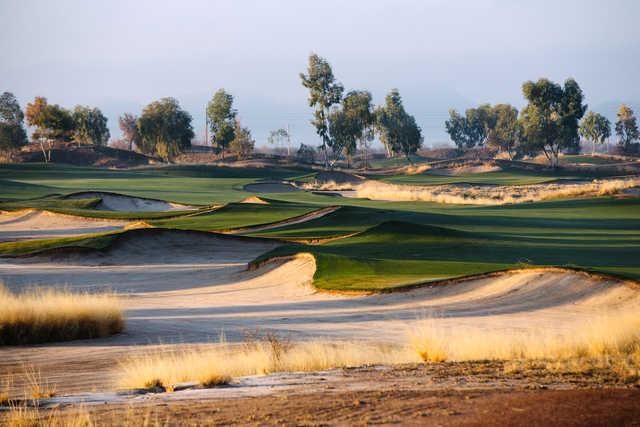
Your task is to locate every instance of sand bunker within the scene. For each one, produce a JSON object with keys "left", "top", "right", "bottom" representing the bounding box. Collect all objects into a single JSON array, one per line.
[
  {"left": 1, "top": 248, "right": 639, "bottom": 394},
  {"left": 0, "top": 210, "right": 129, "bottom": 242},
  {"left": 429, "top": 163, "right": 503, "bottom": 176},
  {"left": 66, "top": 192, "right": 197, "bottom": 212},
  {"left": 305, "top": 177, "right": 640, "bottom": 205},
  {"left": 243, "top": 182, "right": 300, "bottom": 193},
  {"left": 239, "top": 196, "right": 269, "bottom": 204}
]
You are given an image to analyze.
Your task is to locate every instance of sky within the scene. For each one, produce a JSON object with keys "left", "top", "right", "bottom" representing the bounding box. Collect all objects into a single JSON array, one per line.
[{"left": 1, "top": 0, "right": 639, "bottom": 147}]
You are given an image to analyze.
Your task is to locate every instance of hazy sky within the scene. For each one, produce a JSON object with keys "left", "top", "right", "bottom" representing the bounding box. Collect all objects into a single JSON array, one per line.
[{"left": 2, "top": 0, "right": 639, "bottom": 146}]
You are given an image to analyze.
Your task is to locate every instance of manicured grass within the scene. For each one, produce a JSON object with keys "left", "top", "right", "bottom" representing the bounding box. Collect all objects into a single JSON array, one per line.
[
  {"left": 380, "top": 170, "right": 584, "bottom": 186},
  {"left": 0, "top": 231, "right": 120, "bottom": 257},
  {"left": 151, "top": 201, "right": 320, "bottom": 231},
  {"left": 2, "top": 162, "right": 639, "bottom": 291},
  {"left": 561, "top": 155, "right": 624, "bottom": 165}
]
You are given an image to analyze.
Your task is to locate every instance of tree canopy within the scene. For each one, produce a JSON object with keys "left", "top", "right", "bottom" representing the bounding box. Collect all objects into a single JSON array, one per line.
[
  {"left": 376, "top": 89, "right": 423, "bottom": 161},
  {"left": 0, "top": 91, "right": 28, "bottom": 152},
  {"left": 579, "top": 111, "right": 611, "bottom": 155},
  {"left": 25, "top": 97, "right": 74, "bottom": 142},
  {"left": 229, "top": 118, "right": 255, "bottom": 159},
  {"left": 519, "top": 78, "right": 586, "bottom": 167},
  {"left": 615, "top": 104, "right": 639, "bottom": 152},
  {"left": 137, "top": 97, "right": 194, "bottom": 162},
  {"left": 72, "top": 106, "right": 110, "bottom": 146},
  {"left": 119, "top": 113, "right": 139, "bottom": 151},
  {"left": 300, "top": 53, "right": 344, "bottom": 168},
  {"left": 207, "top": 89, "right": 236, "bottom": 159}
]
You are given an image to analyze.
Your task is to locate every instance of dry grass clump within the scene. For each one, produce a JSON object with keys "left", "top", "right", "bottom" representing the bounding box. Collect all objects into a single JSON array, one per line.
[
  {"left": 306, "top": 177, "right": 640, "bottom": 205},
  {"left": 118, "top": 335, "right": 417, "bottom": 391},
  {"left": 3, "top": 405, "right": 167, "bottom": 427},
  {"left": 408, "top": 311, "right": 640, "bottom": 369},
  {"left": 0, "top": 285, "right": 123, "bottom": 345}
]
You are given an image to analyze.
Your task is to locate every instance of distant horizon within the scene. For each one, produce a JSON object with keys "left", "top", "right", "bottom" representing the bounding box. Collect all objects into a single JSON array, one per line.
[{"left": 2, "top": 0, "right": 639, "bottom": 147}]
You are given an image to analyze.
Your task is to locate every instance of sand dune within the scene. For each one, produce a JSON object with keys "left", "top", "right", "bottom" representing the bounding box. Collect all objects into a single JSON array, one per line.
[
  {"left": 1, "top": 235, "right": 638, "bottom": 394},
  {"left": 66, "top": 192, "right": 197, "bottom": 212},
  {"left": 0, "top": 209, "right": 129, "bottom": 242}
]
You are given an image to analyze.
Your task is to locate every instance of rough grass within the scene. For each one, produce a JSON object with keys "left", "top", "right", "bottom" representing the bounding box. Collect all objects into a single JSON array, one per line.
[
  {"left": 408, "top": 310, "right": 640, "bottom": 369},
  {"left": 118, "top": 339, "right": 417, "bottom": 391},
  {"left": 0, "top": 286, "right": 123, "bottom": 345},
  {"left": 310, "top": 177, "right": 640, "bottom": 205}
]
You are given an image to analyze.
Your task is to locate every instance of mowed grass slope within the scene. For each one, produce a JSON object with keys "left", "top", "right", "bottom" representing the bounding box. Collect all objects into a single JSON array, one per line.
[{"left": 2, "top": 163, "right": 639, "bottom": 291}]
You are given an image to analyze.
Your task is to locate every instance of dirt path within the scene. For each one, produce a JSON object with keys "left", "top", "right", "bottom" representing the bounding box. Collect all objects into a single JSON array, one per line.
[
  {"left": 1, "top": 235, "right": 639, "bottom": 396},
  {"left": 0, "top": 209, "right": 129, "bottom": 242}
]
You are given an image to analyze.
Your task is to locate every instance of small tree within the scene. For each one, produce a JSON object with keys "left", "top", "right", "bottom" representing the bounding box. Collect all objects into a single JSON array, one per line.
[
  {"left": 579, "top": 111, "right": 611, "bottom": 155},
  {"left": 519, "top": 78, "right": 586, "bottom": 167},
  {"left": 300, "top": 53, "right": 344, "bottom": 168},
  {"left": 296, "top": 143, "right": 316, "bottom": 164},
  {"left": 342, "top": 90, "right": 374, "bottom": 169},
  {"left": 229, "top": 119, "right": 255, "bottom": 159},
  {"left": 268, "top": 128, "right": 291, "bottom": 156},
  {"left": 376, "top": 89, "right": 423, "bottom": 162},
  {"left": 486, "top": 104, "right": 520, "bottom": 159},
  {"left": 0, "top": 92, "right": 28, "bottom": 155},
  {"left": 615, "top": 104, "right": 639, "bottom": 153},
  {"left": 72, "top": 106, "right": 110, "bottom": 146},
  {"left": 445, "top": 109, "right": 469, "bottom": 152},
  {"left": 137, "top": 97, "right": 194, "bottom": 162},
  {"left": 119, "top": 113, "right": 139, "bottom": 151},
  {"left": 207, "top": 89, "right": 236, "bottom": 160},
  {"left": 25, "top": 97, "right": 74, "bottom": 162}
]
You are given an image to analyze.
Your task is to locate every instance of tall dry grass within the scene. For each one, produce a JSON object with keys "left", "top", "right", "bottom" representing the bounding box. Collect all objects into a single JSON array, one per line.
[
  {"left": 408, "top": 310, "right": 640, "bottom": 364},
  {"left": 3, "top": 405, "right": 168, "bottom": 427},
  {"left": 0, "top": 285, "right": 123, "bottom": 345},
  {"left": 305, "top": 177, "right": 640, "bottom": 205},
  {"left": 118, "top": 339, "right": 418, "bottom": 391}
]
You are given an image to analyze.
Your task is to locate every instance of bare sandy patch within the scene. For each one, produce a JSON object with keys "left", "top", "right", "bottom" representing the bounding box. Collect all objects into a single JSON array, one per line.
[
  {"left": 66, "top": 192, "right": 197, "bottom": 212},
  {"left": 238, "top": 196, "right": 269, "bottom": 204},
  {"left": 429, "top": 163, "right": 503, "bottom": 176},
  {"left": 0, "top": 210, "right": 129, "bottom": 242}
]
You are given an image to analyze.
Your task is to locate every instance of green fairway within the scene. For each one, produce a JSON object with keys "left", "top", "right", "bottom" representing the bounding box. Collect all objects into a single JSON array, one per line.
[{"left": 2, "top": 162, "right": 639, "bottom": 291}]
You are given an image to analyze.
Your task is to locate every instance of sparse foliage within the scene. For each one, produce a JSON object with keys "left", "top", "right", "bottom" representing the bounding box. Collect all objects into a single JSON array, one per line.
[
  {"left": 229, "top": 118, "right": 255, "bottom": 159},
  {"left": 268, "top": 128, "right": 291, "bottom": 156},
  {"left": 579, "top": 111, "right": 611, "bottom": 155},
  {"left": 25, "top": 96, "right": 74, "bottom": 162},
  {"left": 300, "top": 53, "right": 344, "bottom": 168},
  {"left": 296, "top": 143, "right": 316, "bottom": 164},
  {"left": 119, "top": 112, "right": 139, "bottom": 151},
  {"left": 486, "top": 104, "right": 520, "bottom": 159}
]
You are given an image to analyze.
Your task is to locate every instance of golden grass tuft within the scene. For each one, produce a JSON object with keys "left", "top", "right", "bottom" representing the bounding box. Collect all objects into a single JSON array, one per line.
[
  {"left": 305, "top": 177, "right": 640, "bottom": 205},
  {"left": 0, "top": 285, "right": 124, "bottom": 345},
  {"left": 408, "top": 310, "right": 640, "bottom": 364},
  {"left": 117, "top": 339, "right": 418, "bottom": 391}
]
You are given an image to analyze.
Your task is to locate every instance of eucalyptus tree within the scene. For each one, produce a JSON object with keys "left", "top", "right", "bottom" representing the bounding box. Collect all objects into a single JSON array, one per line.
[
  {"left": 268, "top": 127, "right": 291, "bottom": 156},
  {"left": 376, "top": 89, "right": 422, "bottom": 162},
  {"left": 72, "top": 106, "right": 110, "bottom": 146},
  {"left": 445, "top": 105, "right": 493, "bottom": 151},
  {"left": 486, "top": 104, "right": 520, "bottom": 159},
  {"left": 119, "top": 113, "right": 139, "bottom": 151},
  {"left": 300, "top": 53, "right": 344, "bottom": 168},
  {"left": 137, "top": 97, "right": 194, "bottom": 162},
  {"left": 519, "top": 78, "right": 586, "bottom": 167},
  {"left": 579, "top": 111, "right": 611, "bottom": 155},
  {"left": 0, "top": 91, "right": 28, "bottom": 153},
  {"left": 229, "top": 119, "right": 255, "bottom": 159},
  {"left": 25, "top": 96, "right": 74, "bottom": 162},
  {"left": 343, "top": 90, "right": 374, "bottom": 169},
  {"left": 615, "top": 104, "right": 639, "bottom": 153},
  {"left": 207, "top": 89, "right": 236, "bottom": 160}
]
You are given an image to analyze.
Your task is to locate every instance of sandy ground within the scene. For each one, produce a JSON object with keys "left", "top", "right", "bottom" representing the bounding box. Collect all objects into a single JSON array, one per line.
[
  {"left": 1, "top": 233, "right": 639, "bottom": 397},
  {"left": 428, "top": 164, "right": 503, "bottom": 176},
  {"left": 0, "top": 209, "right": 130, "bottom": 242},
  {"left": 66, "top": 192, "right": 197, "bottom": 212}
]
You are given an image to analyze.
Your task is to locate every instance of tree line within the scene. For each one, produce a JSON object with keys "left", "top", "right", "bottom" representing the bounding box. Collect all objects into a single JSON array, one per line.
[
  {"left": 445, "top": 78, "right": 640, "bottom": 166},
  {"left": 300, "top": 53, "right": 423, "bottom": 168}
]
